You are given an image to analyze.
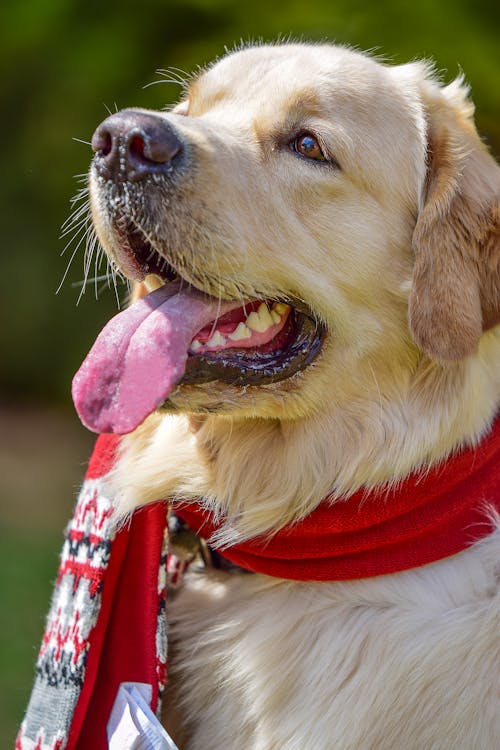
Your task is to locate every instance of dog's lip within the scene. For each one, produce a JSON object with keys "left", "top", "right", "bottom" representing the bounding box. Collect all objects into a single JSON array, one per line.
[
  {"left": 142, "top": 270, "right": 326, "bottom": 391},
  {"left": 112, "top": 220, "right": 177, "bottom": 282},
  {"left": 101, "top": 217, "right": 326, "bottom": 403},
  {"left": 158, "top": 277, "right": 326, "bottom": 391},
  {"left": 181, "top": 308, "right": 325, "bottom": 389}
]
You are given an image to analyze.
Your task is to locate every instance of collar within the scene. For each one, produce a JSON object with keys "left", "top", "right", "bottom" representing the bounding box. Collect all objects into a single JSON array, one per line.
[{"left": 176, "top": 417, "right": 500, "bottom": 580}]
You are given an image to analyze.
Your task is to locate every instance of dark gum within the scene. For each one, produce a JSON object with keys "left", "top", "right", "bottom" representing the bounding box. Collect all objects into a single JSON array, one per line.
[{"left": 181, "top": 311, "right": 325, "bottom": 387}]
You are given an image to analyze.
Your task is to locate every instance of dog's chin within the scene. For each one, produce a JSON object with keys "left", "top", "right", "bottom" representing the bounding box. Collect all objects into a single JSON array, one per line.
[
  {"left": 159, "top": 365, "right": 312, "bottom": 417},
  {"left": 160, "top": 381, "right": 274, "bottom": 416}
]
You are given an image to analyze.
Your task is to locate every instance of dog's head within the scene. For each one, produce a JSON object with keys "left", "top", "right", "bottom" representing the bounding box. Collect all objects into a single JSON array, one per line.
[{"left": 76, "top": 43, "right": 500, "bottom": 436}]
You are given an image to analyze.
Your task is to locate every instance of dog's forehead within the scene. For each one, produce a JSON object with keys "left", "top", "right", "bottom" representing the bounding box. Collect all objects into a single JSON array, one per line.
[
  {"left": 185, "top": 44, "right": 427, "bottom": 204},
  {"left": 190, "top": 44, "right": 398, "bottom": 119}
]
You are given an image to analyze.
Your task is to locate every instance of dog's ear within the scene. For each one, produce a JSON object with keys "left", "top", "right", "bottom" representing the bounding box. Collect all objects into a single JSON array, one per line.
[{"left": 409, "top": 77, "right": 500, "bottom": 361}]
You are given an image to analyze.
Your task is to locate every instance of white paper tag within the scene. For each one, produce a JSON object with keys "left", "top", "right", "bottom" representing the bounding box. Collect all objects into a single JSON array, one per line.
[{"left": 107, "top": 682, "right": 180, "bottom": 750}]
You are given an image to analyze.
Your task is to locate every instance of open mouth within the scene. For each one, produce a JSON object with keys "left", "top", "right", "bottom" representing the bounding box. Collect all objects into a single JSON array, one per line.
[{"left": 72, "top": 221, "right": 325, "bottom": 434}]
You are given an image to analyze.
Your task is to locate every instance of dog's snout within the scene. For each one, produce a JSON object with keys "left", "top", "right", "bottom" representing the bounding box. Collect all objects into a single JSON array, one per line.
[{"left": 91, "top": 109, "right": 183, "bottom": 181}]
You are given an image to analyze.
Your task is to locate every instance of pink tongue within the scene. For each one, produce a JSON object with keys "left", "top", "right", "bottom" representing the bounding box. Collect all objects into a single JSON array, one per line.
[{"left": 72, "top": 283, "right": 241, "bottom": 434}]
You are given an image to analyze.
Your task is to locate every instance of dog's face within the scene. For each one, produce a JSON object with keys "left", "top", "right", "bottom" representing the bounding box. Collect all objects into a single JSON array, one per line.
[{"left": 81, "top": 43, "right": 499, "bottom": 434}]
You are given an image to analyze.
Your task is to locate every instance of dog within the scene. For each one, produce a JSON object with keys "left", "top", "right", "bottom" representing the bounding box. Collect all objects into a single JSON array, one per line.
[{"left": 78, "top": 43, "right": 500, "bottom": 749}]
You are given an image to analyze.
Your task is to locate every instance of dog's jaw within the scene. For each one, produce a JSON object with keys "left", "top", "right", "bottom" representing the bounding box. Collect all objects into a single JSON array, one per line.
[{"left": 72, "top": 217, "right": 327, "bottom": 434}]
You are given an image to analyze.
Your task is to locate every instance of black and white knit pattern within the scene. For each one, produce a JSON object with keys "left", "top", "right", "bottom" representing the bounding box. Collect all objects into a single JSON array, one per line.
[{"left": 17, "top": 474, "right": 169, "bottom": 750}]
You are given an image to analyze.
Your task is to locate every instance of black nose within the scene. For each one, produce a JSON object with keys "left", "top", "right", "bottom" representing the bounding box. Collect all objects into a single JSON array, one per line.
[{"left": 91, "top": 109, "right": 183, "bottom": 181}]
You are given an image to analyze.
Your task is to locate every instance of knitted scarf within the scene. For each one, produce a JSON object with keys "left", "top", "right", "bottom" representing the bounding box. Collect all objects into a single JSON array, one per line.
[
  {"left": 17, "top": 418, "right": 500, "bottom": 750},
  {"left": 17, "top": 435, "right": 167, "bottom": 750}
]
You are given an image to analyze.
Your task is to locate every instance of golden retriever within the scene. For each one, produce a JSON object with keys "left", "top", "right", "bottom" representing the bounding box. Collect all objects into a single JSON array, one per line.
[{"left": 81, "top": 43, "right": 500, "bottom": 749}]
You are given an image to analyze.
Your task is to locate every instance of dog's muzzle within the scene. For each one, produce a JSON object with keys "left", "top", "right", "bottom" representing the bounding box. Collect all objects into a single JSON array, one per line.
[{"left": 79, "top": 109, "right": 326, "bottom": 434}]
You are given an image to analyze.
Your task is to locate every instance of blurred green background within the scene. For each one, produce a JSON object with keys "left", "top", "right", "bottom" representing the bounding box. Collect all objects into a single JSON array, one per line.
[{"left": 1, "top": 0, "right": 499, "bottom": 745}]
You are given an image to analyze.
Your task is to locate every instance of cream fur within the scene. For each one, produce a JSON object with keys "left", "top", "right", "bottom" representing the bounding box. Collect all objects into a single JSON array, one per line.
[
  {"left": 164, "top": 533, "right": 500, "bottom": 749},
  {"left": 90, "top": 43, "right": 500, "bottom": 749}
]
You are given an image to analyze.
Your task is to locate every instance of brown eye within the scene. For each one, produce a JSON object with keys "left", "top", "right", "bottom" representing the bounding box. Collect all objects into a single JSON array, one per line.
[{"left": 293, "top": 133, "right": 326, "bottom": 161}]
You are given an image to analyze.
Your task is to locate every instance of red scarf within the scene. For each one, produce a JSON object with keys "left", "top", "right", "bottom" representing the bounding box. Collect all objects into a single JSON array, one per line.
[{"left": 177, "top": 418, "right": 500, "bottom": 580}]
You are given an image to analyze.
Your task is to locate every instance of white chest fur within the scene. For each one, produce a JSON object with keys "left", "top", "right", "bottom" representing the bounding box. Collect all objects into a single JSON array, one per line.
[{"left": 164, "top": 532, "right": 500, "bottom": 750}]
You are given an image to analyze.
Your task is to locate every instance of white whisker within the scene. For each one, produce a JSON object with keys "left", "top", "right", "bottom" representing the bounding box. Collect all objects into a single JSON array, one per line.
[
  {"left": 60, "top": 208, "right": 89, "bottom": 239},
  {"left": 77, "top": 226, "right": 98, "bottom": 304},
  {"left": 143, "top": 78, "right": 184, "bottom": 90},
  {"left": 71, "top": 274, "right": 110, "bottom": 288},
  {"left": 56, "top": 229, "right": 89, "bottom": 294},
  {"left": 93, "top": 244, "right": 104, "bottom": 300},
  {"left": 111, "top": 264, "right": 122, "bottom": 309}
]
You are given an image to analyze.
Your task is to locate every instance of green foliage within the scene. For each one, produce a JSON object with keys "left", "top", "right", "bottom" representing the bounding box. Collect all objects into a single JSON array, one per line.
[
  {"left": 0, "top": 529, "right": 62, "bottom": 746},
  {"left": 1, "top": 0, "right": 499, "bottom": 404}
]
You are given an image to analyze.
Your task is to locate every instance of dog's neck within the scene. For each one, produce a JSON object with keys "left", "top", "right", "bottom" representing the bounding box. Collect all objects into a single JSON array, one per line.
[
  {"left": 113, "top": 329, "right": 500, "bottom": 544},
  {"left": 175, "top": 415, "right": 500, "bottom": 577}
]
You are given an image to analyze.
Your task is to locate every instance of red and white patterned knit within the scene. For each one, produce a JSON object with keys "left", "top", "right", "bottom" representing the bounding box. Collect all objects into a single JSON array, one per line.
[{"left": 17, "top": 434, "right": 168, "bottom": 750}]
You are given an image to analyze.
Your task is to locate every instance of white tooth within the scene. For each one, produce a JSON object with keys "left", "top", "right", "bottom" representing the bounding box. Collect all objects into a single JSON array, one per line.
[
  {"left": 247, "top": 304, "right": 274, "bottom": 332},
  {"left": 246, "top": 307, "right": 269, "bottom": 332},
  {"left": 246, "top": 311, "right": 265, "bottom": 332},
  {"left": 190, "top": 339, "right": 202, "bottom": 352},
  {"left": 258, "top": 303, "right": 274, "bottom": 328},
  {"left": 206, "top": 331, "right": 226, "bottom": 348},
  {"left": 144, "top": 273, "right": 165, "bottom": 292},
  {"left": 274, "top": 302, "right": 290, "bottom": 315},
  {"left": 271, "top": 311, "right": 281, "bottom": 324},
  {"left": 228, "top": 322, "right": 252, "bottom": 341}
]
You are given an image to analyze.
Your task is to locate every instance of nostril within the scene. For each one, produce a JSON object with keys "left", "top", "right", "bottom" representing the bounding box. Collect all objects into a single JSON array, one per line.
[
  {"left": 130, "top": 134, "right": 146, "bottom": 160},
  {"left": 130, "top": 130, "right": 182, "bottom": 165},
  {"left": 91, "top": 129, "right": 113, "bottom": 156},
  {"left": 100, "top": 132, "right": 113, "bottom": 156}
]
